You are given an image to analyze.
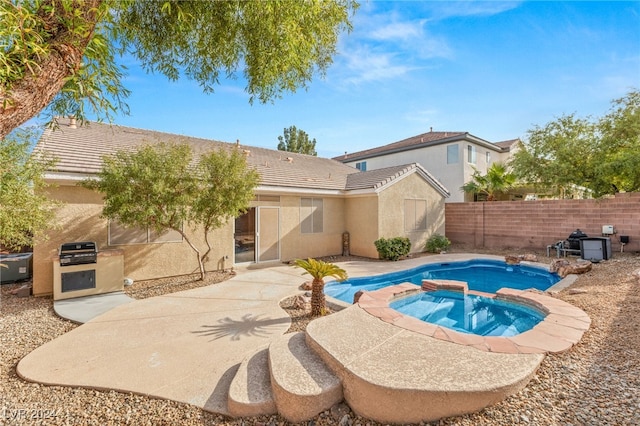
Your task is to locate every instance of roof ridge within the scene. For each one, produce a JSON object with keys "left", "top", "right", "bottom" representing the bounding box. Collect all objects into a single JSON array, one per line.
[{"left": 373, "top": 163, "right": 414, "bottom": 189}]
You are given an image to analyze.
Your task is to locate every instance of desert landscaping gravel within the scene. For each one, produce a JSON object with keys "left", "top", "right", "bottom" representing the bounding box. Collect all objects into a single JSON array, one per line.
[{"left": 1, "top": 248, "right": 639, "bottom": 425}]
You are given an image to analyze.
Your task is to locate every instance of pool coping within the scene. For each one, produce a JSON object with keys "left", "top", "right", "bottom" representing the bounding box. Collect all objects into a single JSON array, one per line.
[
  {"left": 356, "top": 280, "right": 591, "bottom": 354},
  {"left": 326, "top": 254, "right": 576, "bottom": 310}
]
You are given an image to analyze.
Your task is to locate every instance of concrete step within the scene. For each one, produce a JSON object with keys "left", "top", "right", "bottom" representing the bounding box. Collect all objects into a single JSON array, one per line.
[
  {"left": 268, "top": 332, "right": 343, "bottom": 423},
  {"left": 227, "top": 346, "right": 277, "bottom": 417},
  {"left": 305, "top": 305, "right": 545, "bottom": 424}
]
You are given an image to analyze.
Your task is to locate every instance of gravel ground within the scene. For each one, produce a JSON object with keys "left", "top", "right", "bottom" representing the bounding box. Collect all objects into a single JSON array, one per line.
[{"left": 1, "top": 248, "right": 639, "bottom": 425}]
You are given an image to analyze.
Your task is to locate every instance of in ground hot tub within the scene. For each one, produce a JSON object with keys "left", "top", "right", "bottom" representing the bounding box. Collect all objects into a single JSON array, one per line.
[{"left": 390, "top": 289, "right": 545, "bottom": 337}]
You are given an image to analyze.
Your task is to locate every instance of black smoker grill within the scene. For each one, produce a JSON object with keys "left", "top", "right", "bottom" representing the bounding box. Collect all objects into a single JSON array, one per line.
[
  {"left": 565, "top": 229, "right": 588, "bottom": 251},
  {"left": 59, "top": 242, "right": 97, "bottom": 293},
  {"left": 59, "top": 241, "right": 98, "bottom": 266}
]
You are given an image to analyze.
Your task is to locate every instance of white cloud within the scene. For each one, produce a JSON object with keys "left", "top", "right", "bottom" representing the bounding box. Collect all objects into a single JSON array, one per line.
[
  {"left": 332, "top": 7, "right": 454, "bottom": 85},
  {"left": 341, "top": 47, "right": 413, "bottom": 85},
  {"left": 428, "top": 1, "right": 522, "bottom": 20},
  {"left": 370, "top": 21, "right": 423, "bottom": 41}
]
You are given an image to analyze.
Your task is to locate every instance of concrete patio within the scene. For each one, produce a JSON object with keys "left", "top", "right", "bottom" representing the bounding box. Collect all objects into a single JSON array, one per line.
[{"left": 16, "top": 254, "right": 589, "bottom": 423}]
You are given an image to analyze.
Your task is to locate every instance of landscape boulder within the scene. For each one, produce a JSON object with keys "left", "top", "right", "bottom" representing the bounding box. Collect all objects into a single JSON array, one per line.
[
  {"left": 298, "top": 281, "right": 313, "bottom": 291},
  {"left": 292, "top": 294, "right": 310, "bottom": 310},
  {"left": 505, "top": 254, "right": 539, "bottom": 264},
  {"left": 550, "top": 259, "right": 592, "bottom": 278}
]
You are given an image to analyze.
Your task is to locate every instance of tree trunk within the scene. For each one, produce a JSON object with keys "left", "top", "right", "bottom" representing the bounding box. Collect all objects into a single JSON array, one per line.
[
  {"left": 310, "top": 278, "right": 326, "bottom": 317},
  {"left": 179, "top": 230, "right": 206, "bottom": 281},
  {"left": 0, "top": 0, "right": 102, "bottom": 140}
]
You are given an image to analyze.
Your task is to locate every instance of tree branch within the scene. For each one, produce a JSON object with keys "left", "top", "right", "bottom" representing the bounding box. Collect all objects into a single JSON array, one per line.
[{"left": 0, "top": 0, "right": 102, "bottom": 139}]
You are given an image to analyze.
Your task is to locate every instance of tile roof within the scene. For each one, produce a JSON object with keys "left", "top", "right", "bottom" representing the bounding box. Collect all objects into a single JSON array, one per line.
[
  {"left": 494, "top": 139, "right": 520, "bottom": 150},
  {"left": 333, "top": 131, "right": 513, "bottom": 162},
  {"left": 346, "top": 163, "right": 449, "bottom": 197},
  {"left": 35, "top": 118, "right": 448, "bottom": 196}
]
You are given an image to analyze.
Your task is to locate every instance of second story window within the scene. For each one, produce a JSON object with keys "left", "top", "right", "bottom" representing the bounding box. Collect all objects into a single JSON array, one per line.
[
  {"left": 447, "top": 144, "right": 459, "bottom": 164},
  {"left": 356, "top": 161, "right": 367, "bottom": 171},
  {"left": 467, "top": 145, "right": 476, "bottom": 164},
  {"left": 486, "top": 151, "right": 491, "bottom": 165}
]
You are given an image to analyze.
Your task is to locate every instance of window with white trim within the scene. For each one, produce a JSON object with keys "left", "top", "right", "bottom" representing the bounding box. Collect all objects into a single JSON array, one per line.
[
  {"left": 404, "top": 199, "right": 427, "bottom": 232},
  {"left": 300, "top": 198, "right": 323, "bottom": 234},
  {"left": 355, "top": 161, "right": 367, "bottom": 171}
]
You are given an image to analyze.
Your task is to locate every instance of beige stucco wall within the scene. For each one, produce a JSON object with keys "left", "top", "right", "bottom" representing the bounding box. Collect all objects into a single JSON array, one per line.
[
  {"left": 378, "top": 173, "right": 446, "bottom": 253},
  {"left": 34, "top": 178, "right": 446, "bottom": 296},
  {"left": 279, "top": 195, "right": 345, "bottom": 262},
  {"left": 33, "top": 185, "right": 233, "bottom": 296},
  {"left": 344, "top": 195, "right": 380, "bottom": 258}
]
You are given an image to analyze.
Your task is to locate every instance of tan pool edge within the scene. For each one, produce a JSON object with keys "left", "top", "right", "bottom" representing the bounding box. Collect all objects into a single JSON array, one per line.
[{"left": 356, "top": 280, "right": 591, "bottom": 354}]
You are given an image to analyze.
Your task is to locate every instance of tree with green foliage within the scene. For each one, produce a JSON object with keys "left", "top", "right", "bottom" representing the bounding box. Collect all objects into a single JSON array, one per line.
[
  {"left": 594, "top": 90, "right": 640, "bottom": 195},
  {"left": 509, "top": 90, "right": 639, "bottom": 198},
  {"left": 83, "top": 143, "right": 260, "bottom": 280},
  {"left": 0, "top": 127, "right": 59, "bottom": 251},
  {"left": 460, "top": 162, "right": 516, "bottom": 201},
  {"left": 277, "top": 125, "right": 318, "bottom": 156},
  {"left": 293, "top": 258, "right": 347, "bottom": 316},
  {"left": 0, "top": 0, "right": 358, "bottom": 139}
]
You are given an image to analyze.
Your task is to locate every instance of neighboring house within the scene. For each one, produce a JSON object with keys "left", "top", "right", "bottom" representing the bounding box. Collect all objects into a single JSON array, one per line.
[
  {"left": 333, "top": 130, "right": 520, "bottom": 202},
  {"left": 31, "top": 118, "right": 449, "bottom": 297}
]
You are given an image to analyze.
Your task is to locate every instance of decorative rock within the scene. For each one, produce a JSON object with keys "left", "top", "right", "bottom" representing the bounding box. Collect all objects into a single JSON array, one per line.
[
  {"left": 330, "top": 402, "right": 351, "bottom": 421},
  {"left": 292, "top": 294, "right": 310, "bottom": 310},
  {"left": 506, "top": 254, "right": 539, "bottom": 264},
  {"left": 339, "top": 414, "right": 353, "bottom": 426},
  {"left": 505, "top": 255, "right": 521, "bottom": 265},
  {"left": 9, "top": 283, "right": 32, "bottom": 297},
  {"left": 299, "top": 281, "right": 313, "bottom": 291},
  {"left": 555, "top": 260, "right": 593, "bottom": 278},
  {"left": 550, "top": 259, "right": 571, "bottom": 273}
]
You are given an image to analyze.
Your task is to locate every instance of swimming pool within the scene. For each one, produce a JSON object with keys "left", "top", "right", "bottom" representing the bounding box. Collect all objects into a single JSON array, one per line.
[
  {"left": 389, "top": 290, "right": 545, "bottom": 337},
  {"left": 325, "top": 259, "right": 561, "bottom": 303}
]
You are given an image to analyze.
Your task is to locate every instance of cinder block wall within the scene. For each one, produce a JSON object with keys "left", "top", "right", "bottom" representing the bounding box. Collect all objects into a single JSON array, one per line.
[{"left": 445, "top": 192, "right": 640, "bottom": 253}]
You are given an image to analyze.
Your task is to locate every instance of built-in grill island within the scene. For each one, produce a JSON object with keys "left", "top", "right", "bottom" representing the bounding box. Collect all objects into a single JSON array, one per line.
[{"left": 53, "top": 242, "right": 124, "bottom": 300}]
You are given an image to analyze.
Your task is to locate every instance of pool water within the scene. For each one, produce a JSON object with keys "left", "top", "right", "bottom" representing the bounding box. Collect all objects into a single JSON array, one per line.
[
  {"left": 390, "top": 290, "right": 545, "bottom": 337},
  {"left": 325, "top": 259, "right": 561, "bottom": 304}
]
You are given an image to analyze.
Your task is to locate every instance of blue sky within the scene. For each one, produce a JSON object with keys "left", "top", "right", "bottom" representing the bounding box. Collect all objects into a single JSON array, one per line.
[{"left": 96, "top": 1, "right": 640, "bottom": 158}]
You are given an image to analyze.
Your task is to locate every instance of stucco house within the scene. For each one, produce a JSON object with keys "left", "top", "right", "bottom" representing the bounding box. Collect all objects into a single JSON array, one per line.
[
  {"left": 31, "top": 118, "right": 449, "bottom": 297},
  {"left": 333, "top": 130, "right": 520, "bottom": 202}
]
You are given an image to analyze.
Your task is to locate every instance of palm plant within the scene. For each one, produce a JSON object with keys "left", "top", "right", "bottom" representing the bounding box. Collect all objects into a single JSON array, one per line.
[
  {"left": 293, "top": 258, "right": 348, "bottom": 316},
  {"left": 461, "top": 162, "right": 516, "bottom": 201}
]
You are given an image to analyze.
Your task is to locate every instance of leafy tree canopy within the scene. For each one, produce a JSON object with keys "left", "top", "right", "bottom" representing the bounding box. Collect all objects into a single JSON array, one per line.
[
  {"left": 0, "top": 127, "right": 59, "bottom": 250},
  {"left": 277, "top": 125, "right": 318, "bottom": 156},
  {"left": 509, "top": 90, "right": 639, "bottom": 197},
  {"left": 83, "top": 142, "right": 260, "bottom": 280},
  {"left": 460, "top": 162, "right": 516, "bottom": 201},
  {"left": 0, "top": 0, "right": 358, "bottom": 139}
]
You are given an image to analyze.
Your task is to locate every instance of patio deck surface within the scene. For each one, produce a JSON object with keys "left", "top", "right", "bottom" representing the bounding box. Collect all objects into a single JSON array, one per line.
[{"left": 16, "top": 254, "right": 588, "bottom": 422}]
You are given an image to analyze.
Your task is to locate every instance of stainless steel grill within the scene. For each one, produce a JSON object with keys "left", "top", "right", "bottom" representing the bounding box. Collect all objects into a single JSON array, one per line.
[{"left": 59, "top": 241, "right": 98, "bottom": 266}]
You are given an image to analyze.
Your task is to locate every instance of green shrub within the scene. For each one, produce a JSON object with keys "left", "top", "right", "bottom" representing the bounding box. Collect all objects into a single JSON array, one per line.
[
  {"left": 425, "top": 234, "right": 451, "bottom": 253},
  {"left": 374, "top": 237, "right": 411, "bottom": 261}
]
